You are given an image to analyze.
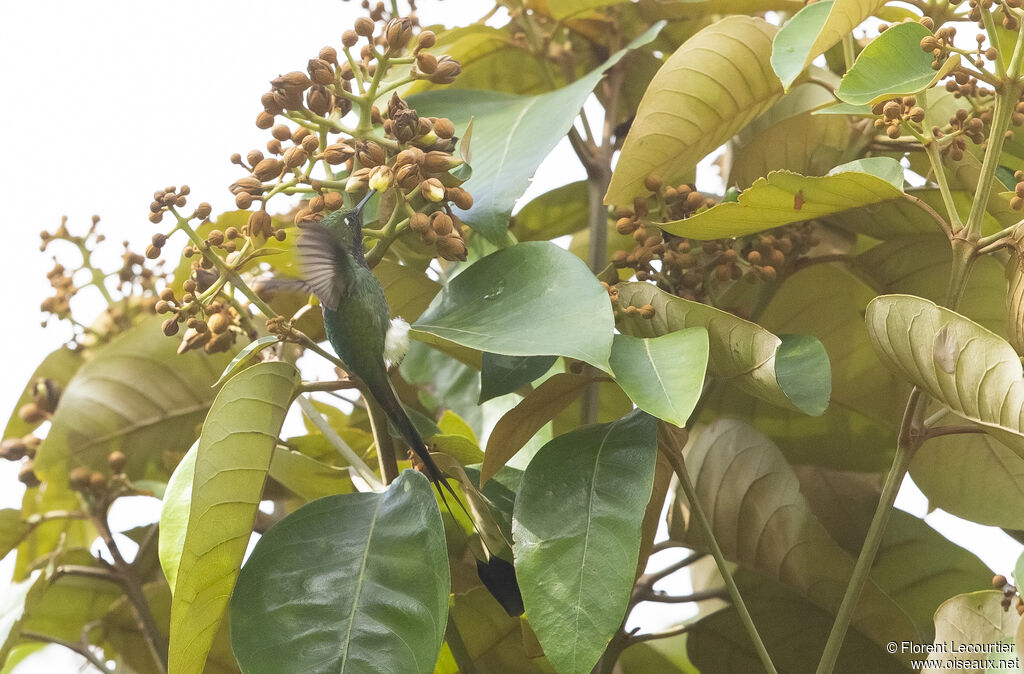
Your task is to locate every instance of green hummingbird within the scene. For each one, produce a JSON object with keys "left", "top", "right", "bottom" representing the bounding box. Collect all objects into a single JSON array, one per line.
[{"left": 296, "top": 190, "right": 459, "bottom": 507}]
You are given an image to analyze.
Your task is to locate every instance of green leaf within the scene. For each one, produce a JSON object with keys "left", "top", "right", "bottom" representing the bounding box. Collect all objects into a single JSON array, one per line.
[
  {"left": 609, "top": 330, "right": 708, "bottom": 426},
  {"left": 268, "top": 446, "right": 353, "bottom": 501},
  {"left": 447, "top": 586, "right": 554, "bottom": 673},
  {"left": 679, "top": 419, "right": 918, "bottom": 648},
  {"left": 701, "top": 269, "right": 900, "bottom": 471},
  {"left": 513, "top": 409, "right": 657, "bottom": 674},
  {"left": 479, "top": 353, "right": 557, "bottom": 403},
  {"left": 605, "top": 15, "right": 783, "bottom": 206},
  {"left": 663, "top": 157, "right": 904, "bottom": 239},
  {"left": 159, "top": 440, "right": 197, "bottom": 592},
  {"left": 481, "top": 372, "right": 593, "bottom": 485},
  {"left": 0, "top": 511, "right": 29, "bottom": 562},
  {"left": 616, "top": 282, "right": 830, "bottom": 416},
  {"left": 230, "top": 470, "right": 449, "bottom": 674},
  {"left": 728, "top": 83, "right": 849, "bottom": 188},
  {"left": 837, "top": 21, "right": 960, "bottom": 105},
  {"left": 2, "top": 346, "right": 83, "bottom": 441},
  {"left": 912, "top": 410, "right": 1024, "bottom": 529},
  {"left": 166, "top": 361, "right": 299, "bottom": 674},
  {"left": 927, "top": 591, "right": 1020, "bottom": 672},
  {"left": 213, "top": 336, "right": 279, "bottom": 387},
  {"left": 771, "top": 0, "right": 834, "bottom": 89},
  {"left": 510, "top": 181, "right": 589, "bottom": 242},
  {"left": 865, "top": 294, "right": 1024, "bottom": 457},
  {"left": 772, "top": 0, "right": 887, "bottom": 90},
  {"left": 409, "top": 22, "right": 664, "bottom": 241},
  {"left": 545, "top": 0, "right": 630, "bottom": 19},
  {"left": 414, "top": 242, "right": 614, "bottom": 371}
]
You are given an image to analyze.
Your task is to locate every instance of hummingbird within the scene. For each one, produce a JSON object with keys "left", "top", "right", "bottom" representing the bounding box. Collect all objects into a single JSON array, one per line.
[{"left": 296, "top": 190, "right": 459, "bottom": 507}]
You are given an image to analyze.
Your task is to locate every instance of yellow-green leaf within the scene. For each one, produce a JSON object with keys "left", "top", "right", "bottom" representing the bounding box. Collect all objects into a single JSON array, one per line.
[
  {"left": 664, "top": 157, "right": 904, "bottom": 239},
  {"left": 605, "top": 15, "right": 784, "bottom": 206},
  {"left": 165, "top": 361, "right": 299, "bottom": 674}
]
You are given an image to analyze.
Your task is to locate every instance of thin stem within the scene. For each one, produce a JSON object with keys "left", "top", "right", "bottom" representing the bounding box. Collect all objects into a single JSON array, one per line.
[
  {"left": 962, "top": 83, "right": 1020, "bottom": 240},
  {"left": 923, "top": 140, "right": 964, "bottom": 232},
  {"left": 643, "top": 551, "right": 705, "bottom": 585},
  {"left": 296, "top": 395, "right": 383, "bottom": 489},
  {"left": 659, "top": 425, "right": 778, "bottom": 674},
  {"left": 815, "top": 389, "right": 925, "bottom": 674},
  {"left": 904, "top": 193, "right": 953, "bottom": 239},
  {"left": 365, "top": 396, "right": 399, "bottom": 484},
  {"left": 21, "top": 631, "right": 114, "bottom": 674},
  {"left": 92, "top": 513, "right": 168, "bottom": 673},
  {"left": 630, "top": 623, "right": 691, "bottom": 644},
  {"left": 298, "top": 379, "right": 358, "bottom": 393},
  {"left": 922, "top": 424, "right": 987, "bottom": 440},
  {"left": 637, "top": 588, "right": 727, "bottom": 604}
]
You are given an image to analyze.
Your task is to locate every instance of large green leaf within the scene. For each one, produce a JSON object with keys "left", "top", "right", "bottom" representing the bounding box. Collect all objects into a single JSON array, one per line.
[
  {"left": 837, "top": 21, "right": 960, "bottom": 105},
  {"left": 410, "top": 22, "right": 664, "bottom": 240},
  {"left": 679, "top": 419, "right": 918, "bottom": 648},
  {"left": 513, "top": 410, "right": 657, "bottom": 674},
  {"left": 912, "top": 410, "right": 1024, "bottom": 529},
  {"left": 772, "top": 0, "right": 887, "bottom": 89},
  {"left": 728, "top": 83, "right": 849, "bottom": 188},
  {"left": 446, "top": 586, "right": 554, "bottom": 673},
  {"left": 609, "top": 329, "right": 708, "bottom": 426},
  {"left": 510, "top": 181, "right": 589, "bottom": 242},
  {"left": 857, "top": 234, "right": 1006, "bottom": 336},
  {"left": 704, "top": 262, "right": 901, "bottom": 470},
  {"left": 230, "top": 470, "right": 449, "bottom": 674},
  {"left": 615, "top": 282, "right": 830, "bottom": 416},
  {"left": 0, "top": 572, "right": 42, "bottom": 665},
  {"left": 414, "top": 242, "right": 614, "bottom": 371},
  {"left": 2, "top": 346, "right": 83, "bottom": 441},
  {"left": 0, "top": 512, "right": 29, "bottom": 563},
  {"left": 925, "top": 591, "right": 1020, "bottom": 673},
  {"left": 165, "top": 361, "right": 299, "bottom": 674},
  {"left": 865, "top": 295, "right": 1024, "bottom": 457},
  {"left": 663, "top": 157, "right": 904, "bottom": 239},
  {"left": 605, "top": 15, "right": 783, "bottom": 206},
  {"left": 159, "top": 440, "right": 197, "bottom": 593}
]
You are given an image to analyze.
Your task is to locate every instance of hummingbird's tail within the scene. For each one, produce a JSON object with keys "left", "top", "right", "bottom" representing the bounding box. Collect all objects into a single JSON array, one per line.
[{"left": 372, "top": 378, "right": 467, "bottom": 518}]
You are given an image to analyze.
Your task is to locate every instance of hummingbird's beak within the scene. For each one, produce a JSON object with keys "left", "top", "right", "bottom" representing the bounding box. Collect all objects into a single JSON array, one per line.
[{"left": 355, "top": 189, "right": 376, "bottom": 214}]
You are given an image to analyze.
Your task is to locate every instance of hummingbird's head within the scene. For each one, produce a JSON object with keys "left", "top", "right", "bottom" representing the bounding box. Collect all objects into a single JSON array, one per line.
[{"left": 321, "top": 190, "right": 376, "bottom": 260}]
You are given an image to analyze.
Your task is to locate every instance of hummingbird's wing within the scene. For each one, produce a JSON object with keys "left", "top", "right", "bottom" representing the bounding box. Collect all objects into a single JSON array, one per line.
[{"left": 296, "top": 223, "right": 346, "bottom": 311}]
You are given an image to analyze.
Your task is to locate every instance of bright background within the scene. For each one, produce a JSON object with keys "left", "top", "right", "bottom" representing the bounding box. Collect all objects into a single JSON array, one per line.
[{"left": 0, "top": 1, "right": 1019, "bottom": 670}]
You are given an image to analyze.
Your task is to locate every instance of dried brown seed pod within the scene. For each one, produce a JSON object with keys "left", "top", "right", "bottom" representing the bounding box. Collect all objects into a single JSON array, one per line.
[
  {"left": 436, "top": 235, "right": 468, "bottom": 261},
  {"left": 446, "top": 187, "right": 473, "bottom": 210}
]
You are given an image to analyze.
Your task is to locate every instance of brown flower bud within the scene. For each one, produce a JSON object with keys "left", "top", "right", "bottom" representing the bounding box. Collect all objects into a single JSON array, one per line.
[
  {"left": 19, "top": 462, "right": 40, "bottom": 488},
  {"left": 433, "top": 117, "right": 456, "bottom": 139},
  {"left": 308, "top": 58, "right": 334, "bottom": 86},
  {"left": 208, "top": 312, "right": 229, "bottom": 335},
  {"left": 356, "top": 141, "right": 386, "bottom": 167},
  {"left": 88, "top": 471, "right": 107, "bottom": 491},
  {"left": 354, "top": 17, "right": 375, "bottom": 37},
  {"left": 247, "top": 149, "right": 265, "bottom": 166},
  {"left": 416, "top": 53, "right": 438, "bottom": 74},
  {"left": 644, "top": 174, "right": 662, "bottom": 192},
  {"left": 108, "top": 451, "right": 127, "bottom": 473},
  {"left": 145, "top": 244, "right": 160, "bottom": 260},
  {"left": 430, "top": 212, "right": 454, "bottom": 235},
  {"left": 301, "top": 134, "right": 320, "bottom": 154},
  {"left": 395, "top": 163, "right": 422, "bottom": 189},
  {"left": 235, "top": 193, "right": 254, "bottom": 209},
  {"left": 306, "top": 86, "right": 332, "bottom": 116},
  {"left": 253, "top": 158, "right": 285, "bottom": 181},
  {"left": 256, "top": 111, "right": 275, "bottom": 129},
  {"left": 342, "top": 30, "right": 359, "bottom": 48},
  {"left": 395, "top": 147, "right": 425, "bottom": 167},
  {"left": 324, "top": 191, "right": 344, "bottom": 211},
  {"left": 436, "top": 235, "right": 468, "bottom": 261},
  {"left": 346, "top": 167, "right": 371, "bottom": 192},
  {"left": 417, "top": 31, "right": 436, "bottom": 50},
  {"left": 385, "top": 18, "right": 413, "bottom": 54},
  {"left": 429, "top": 56, "right": 461, "bottom": 84},
  {"left": 196, "top": 202, "right": 212, "bottom": 219},
  {"left": 249, "top": 210, "right": 273, "bottom": 237},
  {"left": 421, "top": 150, "right": 456, "bottom": 174},
  {"left": 323, "top": 142, "right": 354, "bottom": 165},
  {"left": 272, "top": 71, "right": 311, "bottom": 90},
  {"left": 261, "top": 92, "right": 283, "bottom": 115},
  {"left": 446, "top": 187, "right": 473, "bottom": 210},
  {"left": 0, "top": 438, "right": 26, "bottom": 461},
  {"left": 409, "top": 212, "right": 431, "bottom": 233},
  {"left": 69, "top": 466, "right": 91, "bottom": 490},
  {"left": 272, "top": 125, "right": 292, "bottom": 142},
  {"left": 283, "top": 146, "right": 308, "bottom": 169},
  {"left": 18, "top": 402, "right": 45, "bottom": 424}
]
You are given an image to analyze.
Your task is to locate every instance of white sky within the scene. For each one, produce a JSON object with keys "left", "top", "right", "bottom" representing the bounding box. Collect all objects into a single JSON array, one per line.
[{"left": 0, "top": 1, "right": 1020, "bottom": 670}]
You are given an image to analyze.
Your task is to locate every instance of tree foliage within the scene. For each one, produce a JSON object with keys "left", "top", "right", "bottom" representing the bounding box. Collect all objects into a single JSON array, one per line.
[{"left": 4, "top": 1, "right": 1024, "bottom": 672}]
